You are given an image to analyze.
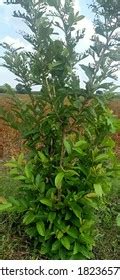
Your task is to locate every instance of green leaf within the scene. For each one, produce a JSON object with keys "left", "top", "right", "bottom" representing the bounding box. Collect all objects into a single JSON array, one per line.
[
  {"left": 18, "top": 153, "right": 24, "bottom": 165},
  {"left": 74, "top": 140, "right": 87, "bottom": 148},
  {"left": 48, "top": 61, "right": 62, "bottom": 70},
  {"left": 0, "top": 202, "right": 12, "bottom": 211},
  {"left": 67, "top": 227, "right": 79, "bottom": 239},
  {"left": 81, "top": 220, "right": 95, "bottom": 231},
  {"left": 65, "top": 212, "right": 71, "bottom": 220},
  {"left": 94, "top": 183, "right": 104, "bottom": 197},
  {"left": 35, "top": 175, "right": 45, "bottom": 193},
  {"left": 48, "top": 212, "right": 56, "bottom": 223},
  {"left": 80, "top": 233, "right": 95, "bottom": 248},
  {"left": 4, "top": 162, "right": 17, "bottom": 168},
  {"left": 79, "top": 245, "right": 93, "bottom": 259},
  {"left": 73, "top": 242, "right": 80, "bottom": 255},
  {"left": 38, "top": 151, "right": 48, "bottom": 164},
  {"left": 95, "top": 153, "right": 109, "bottom": 162},
  {"left": 77, "top": 165, "right": 87, "bottom": 176},
  {"left": 52, "top": 240, "right": 60, "bottom": 251},
  {"left": 61, "top": 236, "right": 70, "bottom": 250},
  {"left": 9, "top": 197, "right": 20, "bottom": 207},
  {"left": 70, "top": 202, "right": 82, "bottom": 219},
  {"left": 64, "top": 139, "right": 72, "bottom": 154},
  {"left": 46, "top": 188, "right": 56, "bottom": 198},
  {"left": 40, "top": 244, "right": 49, "bottom": 255},
  {"left": 9, "top": 168, "right": 19, "bottom": 175},
  {"left": 73, "top": 242, "right": 93, "bottom": 259},
  {"left": 39, "top": 183, "right": 46, "bottom": 193},
  {"left": 14, "top": 175, "right": 26, "bottom": 181},
  {"left": 56, "top": 231, "right": 64, "bottom": 239},
  {"left": 70, "top": 253, "right": 85, "bottom": 260},
  {"left": 73, "top": 99, "right": 82, "bottom": 109},
  {"left": 64, "top": 169, "right": 79, "bottom": 177},
  {"left": 83, "top": 197, "right": 98, "bottom": 210},
  {"left": 44, "top": 229, "right": 52, "bottom": 241},
  {"left": 55, "top": 172, "right": 64, "bottom": 189},
  {"left": 102, "top": 138, "right": 115, "bottom": 148},
  {"left": 35, "top": 174, "right": 41, "bottom": 186},
  {"left": 25, "top": 164, "right": 32, "bottom": 179},
  {"left": 40, "top": 198, "right": 52, "bottom": 207},
  {"left": 59, "top": 247, "right": 66, "bottom": 260},
  {"left": 25, "top": 227, "right": 37, "bottom": 237},
  {"left": 116, "top": 214, "right": 120, "bottom": 226},
  {"left": 73, "top": 147, "right": 85, "bottom": 156},
  {"left": 23, "top": 212, "right": 35, "bottom": 225},
  {"left": 36, "top": 221, "right": 45, "bottom": 236},
  {"left": 80, "top": 64, "right": 94, "bottom": 79},
  {"left": 77, "top": 15, "right": 85, "bottom": 21}
]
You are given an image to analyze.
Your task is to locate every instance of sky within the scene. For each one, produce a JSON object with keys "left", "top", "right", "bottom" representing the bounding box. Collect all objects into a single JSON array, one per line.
[{"left": 0, "top": 0, "right": 119, "bottom": 89}]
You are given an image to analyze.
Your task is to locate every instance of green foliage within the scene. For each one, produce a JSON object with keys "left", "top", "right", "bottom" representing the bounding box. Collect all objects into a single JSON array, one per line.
[
  {"left": 0, "top": 83, "right": 13, "bottom": 94},
  {"left": 16, "top": 83, "right": 31, "bottom": 94},
  {"left": 0, "top": 85, "right": 7, "bottom": 94},
  {"left": 1, "top": 100, "right": 120, "bottom": 259},
  {"left": 0, "top": 0, "right": 120, "bottom": 260}
]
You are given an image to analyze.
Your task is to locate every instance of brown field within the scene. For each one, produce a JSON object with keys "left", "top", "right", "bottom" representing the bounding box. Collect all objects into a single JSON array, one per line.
[
  {"left": 0, "top": 94, "right": 29, "bottom": 159},
  {"left": 0, "top": 95, "right": 120, "bottom": 160}
]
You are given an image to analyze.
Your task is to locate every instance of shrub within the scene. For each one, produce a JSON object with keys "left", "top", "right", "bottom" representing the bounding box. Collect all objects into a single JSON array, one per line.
[
  {"left": 0, "top": 0, "right": 120, "bottom": 259},
  {"left": 1, "top": 94, "right": 120, "bottom": 259},
  {"left": 16, "top": 83, "right": 31, "bottom": 94},
  {"left": 0, "top": 84, "right": 12, "bottom": 94},
  {"left": 0, "top": 86, "right": 7, "bottom": 93}
]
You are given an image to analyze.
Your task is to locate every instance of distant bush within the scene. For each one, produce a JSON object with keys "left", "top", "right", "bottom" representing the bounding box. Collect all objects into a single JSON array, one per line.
[
  {"left": 0, "top": 85, "right": 7, "bottom": 93},
  {"left": 0, "top": 87, "right": 6, "bottom": 93},
  {"left": 16, "top": 83, "right": 31, "bottom": 94}
]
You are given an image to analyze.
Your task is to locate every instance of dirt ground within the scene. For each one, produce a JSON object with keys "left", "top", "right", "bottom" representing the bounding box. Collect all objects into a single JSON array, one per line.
[
  {"left": 0, "top": 95, "right": 120, "bottom": 160},
  {"left": 0, "top": 94, "right": 28, "bottom": 159}
]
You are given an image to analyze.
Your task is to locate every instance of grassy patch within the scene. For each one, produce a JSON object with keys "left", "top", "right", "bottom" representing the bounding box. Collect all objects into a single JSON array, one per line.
[
  {"left": 94, "top": 192, "right": 120, "bottom": 260},
  {"left": 0, "top": 164, "right": 34, "bottom": 259}
]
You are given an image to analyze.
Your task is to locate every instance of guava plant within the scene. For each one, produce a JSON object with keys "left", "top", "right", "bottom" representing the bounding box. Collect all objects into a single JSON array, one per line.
[{"left": 0, "top": 0, "right": 120, "bottom": 259}]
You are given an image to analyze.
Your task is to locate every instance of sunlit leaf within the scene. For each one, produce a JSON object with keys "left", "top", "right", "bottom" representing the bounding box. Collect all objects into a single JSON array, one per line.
[
  {"left": 94, "top": 183, "right": 104, "bottom": 197},
  {"left": 61, "top": 236, "right": 70, "bottom": 250},
  {"left": 0, "top": 203, "right": 12, "bottom": 211},
  {"left": 55, "top": 172, "right": 64, "bottom": 189},
  {"left": 36, "top": 221, "right": 45, "bottom": 236},
  {"left": 40, "top": 198, "right": 52, "bottom": 207},
  {"left": 64, "top": 139, "right": 72, "bottom": 154},
  {"left": 23, "top": 212, "right": 35, "bottom": 225}
]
